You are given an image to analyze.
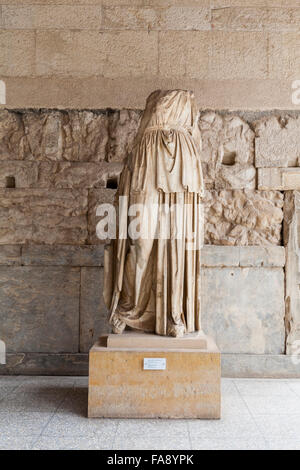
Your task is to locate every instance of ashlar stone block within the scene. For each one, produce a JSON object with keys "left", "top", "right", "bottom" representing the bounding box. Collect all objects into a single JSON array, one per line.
[
  {"left": 0, "top": 266, "right": 80, "bottom": 353},
  {"left": 210, "top": 31, "right": 268, "bottom": 80},
  {"left": 201, "top": 267, "right": 285, "bottom": 354},
  {"left": 80, "top": 267, "right": 110, "bottom": 353},
  {"left": 3, "top": 5, "right": 102, "bottom": 30},
  {"left": 159, "top": 31, "right": 210, "bottom": 79},
  {"left": 254, "top": 115, "right": 300, "bottom": 168},
  {"left": 158, "top": 6, "right": 210, "bottom": 30},
  {"left": 212, "top": 7, "right": 300, "bottom": 32},
  {"left": 102, "top": 6, "right": 157, "bottom": 30},
  {"left": 102, "top": 31, "right": 159, "bottom": 78},
  {"left": 36, "top": 30, "right": 107, "bottom": 77},
  {"left": 269, "top": 32, "right": 300, "bottom": 80},
  {"left": 0, "top": 30, "right": 35, "bottom": 77}
]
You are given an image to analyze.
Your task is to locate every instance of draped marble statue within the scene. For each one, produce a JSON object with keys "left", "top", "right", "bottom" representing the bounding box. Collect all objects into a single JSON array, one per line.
[{"left": 104, "top": 89, "right": 205, "bottom": 337}]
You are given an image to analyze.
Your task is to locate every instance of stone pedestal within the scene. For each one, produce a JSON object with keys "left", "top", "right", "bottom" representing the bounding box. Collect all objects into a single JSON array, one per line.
[
  {"left": 107, "top": 329, "right": 208, "bottom": 349},
  {"left": 88, "top": 333, "right": 221, "bottom": 419}
]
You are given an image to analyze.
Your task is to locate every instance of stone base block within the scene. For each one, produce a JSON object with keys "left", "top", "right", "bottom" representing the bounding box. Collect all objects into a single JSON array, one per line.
[
  {"left": 88, "top": 335, "right": 221, "bottom": 419},
  {"left": 107, "top": 330, "right": 207, "bottom": 350}
]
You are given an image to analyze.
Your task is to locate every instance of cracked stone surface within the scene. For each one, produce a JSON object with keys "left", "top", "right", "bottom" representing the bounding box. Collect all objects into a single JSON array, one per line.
[
  {"left": 199, "top": 111, "right": 255, "bottom": 189},
  {"left": 254, "top": 115, "right": 300, "bottom": 168},
  {"left": 203, "top": 190, "right": 284, "bottom": 246}
]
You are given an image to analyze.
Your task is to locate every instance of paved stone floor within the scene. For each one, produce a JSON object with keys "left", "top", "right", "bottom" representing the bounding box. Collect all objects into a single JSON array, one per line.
[{"left": 0, "top": 376, "right": 300, "bottom": 450}]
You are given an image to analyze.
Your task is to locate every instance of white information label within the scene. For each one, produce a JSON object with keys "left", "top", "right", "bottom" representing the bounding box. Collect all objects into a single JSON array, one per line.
[{"left": 143, "top": 358, "right": 166, "bottom": 370}]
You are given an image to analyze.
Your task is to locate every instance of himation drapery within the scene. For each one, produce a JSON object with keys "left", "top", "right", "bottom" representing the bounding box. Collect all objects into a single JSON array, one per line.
[{"left": 103, "top": 90, "right": 205, "bottom": 337}]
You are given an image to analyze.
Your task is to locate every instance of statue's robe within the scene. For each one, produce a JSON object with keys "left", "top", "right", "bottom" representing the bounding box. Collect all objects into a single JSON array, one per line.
[{"left": 104, "top": 89, "right": 205, "bottom": 337}]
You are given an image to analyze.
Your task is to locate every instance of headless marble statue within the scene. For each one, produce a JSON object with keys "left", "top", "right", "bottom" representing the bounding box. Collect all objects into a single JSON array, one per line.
[{"left": 104, "top": 89, "right": 205, "bottom": 337}]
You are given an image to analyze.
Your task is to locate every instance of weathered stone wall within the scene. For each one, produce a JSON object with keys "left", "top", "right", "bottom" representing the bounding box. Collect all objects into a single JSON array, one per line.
[
  {"left": 0, "top": 107, "right": 297, "bottom": 376},
  {"left": 1, "top": 1, "right": 300, "bottom": 110},
  {"left": 0, "top": 108, "right": 287, "bottom": 246},
  {"left": 0, "top": 1, "right": 299, "bottom": 376}
]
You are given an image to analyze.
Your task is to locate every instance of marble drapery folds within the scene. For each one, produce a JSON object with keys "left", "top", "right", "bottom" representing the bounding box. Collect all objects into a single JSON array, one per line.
[{"left": 104, "top": 90, "right": 205, "bottom": 337}]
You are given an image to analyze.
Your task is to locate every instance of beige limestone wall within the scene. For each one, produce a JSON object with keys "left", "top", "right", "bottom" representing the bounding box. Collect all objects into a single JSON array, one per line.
[{"left": 1, "top": 1, "right": 300, "bottom": 109}]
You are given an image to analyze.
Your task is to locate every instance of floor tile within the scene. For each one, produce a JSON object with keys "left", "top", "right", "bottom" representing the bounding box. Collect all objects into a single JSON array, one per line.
[
  {"left": 56, "top": 388, "right": 88, "bottom": 417},
  {"left": 0, "top": 390, "right": 67, "bottom": 413},
  {"left": 0, "top": 411, "right": 52, "bottom": 437},
  {"left": 242, "top": 395, "right": 300, "bottom": 416},
  {"left": 0, "top": 376, "right": 299, "bottom": 450},
  {"left": 18, "top": 376, "right": 75, "bottom": 393},
  {"left": 32, "top": 435, "right": 109, "bottom": 450},
  {"left": 0, "top": 435, "right": 36, "bottom": 450},
  {"left": 42, "top": 413, "right": 118, "bottom": 439},
  {"left": 117, "top": 419, "right": 189, "bottom": 439},
  {"left": 287, "top": 380, "right": 300, "bottom": 397},
  {"left": 0, "top": 376, "right": 25, "bottom": 386},
  {"left": 252, "top": 414, "right": 300, "bottom": 440},
  {"left": 221, "top": 379, "right": 240, "bottom": 396},
  {"left": 0, "top": 384, "right": 21, "bottom": 401},
  {"left": 0, "top": 378, "right": 24, "bottom": 399},
  {"left": 188, "top": 414, "right": 262, "bottom": 440},
  {"left": 221, "top": 394, "right": 252, "bottom": 417},
  {"left": 235, "top": 379, "right": 295, "bottom": 397},
  {"left": 113, "top": 435, "right": 191, "bottom": 450},
  {"left": 190, "top": 437, "right": 268, "bottom": 450},
  {"left": 266, "top": 439, "right": 300, "bottom": 450}
]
